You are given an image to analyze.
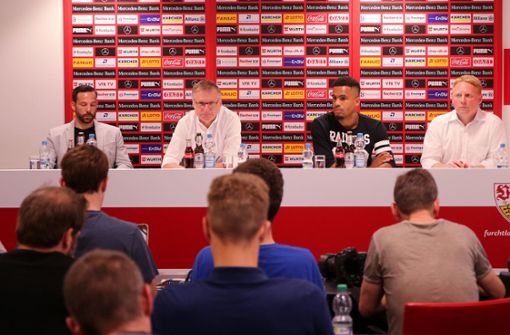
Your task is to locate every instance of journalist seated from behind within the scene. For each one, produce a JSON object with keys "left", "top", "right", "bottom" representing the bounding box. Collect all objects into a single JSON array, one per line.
[
  {"left": 310, "top": 76, "right": 394, "bottom": 168},
  {"left": 47, "top": 85, "right": 132, "bottom": 169},
  {"left": 359, "top": 169, "right": 505, "bottom": 335},
  {"left": 420, "top": 74, "right": 507, "bottom": 168},
  {"left": 161, "top": 79, "right": 241, "bottom": 169}
]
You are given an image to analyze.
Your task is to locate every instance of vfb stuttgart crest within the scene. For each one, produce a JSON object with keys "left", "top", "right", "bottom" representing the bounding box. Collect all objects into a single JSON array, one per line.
[{"left": 495, "top": 183, "right": 510, "bottom": 223}]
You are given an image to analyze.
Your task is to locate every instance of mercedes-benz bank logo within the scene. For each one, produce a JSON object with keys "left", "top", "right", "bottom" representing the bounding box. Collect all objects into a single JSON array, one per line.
[
  {"left": 267, "top": 155, "right": 277, "bottom": 163},
  {"left": 244, "top": 47, "right": 254, "bottom": 55},
  {"left": 245, "top": 123, "right": 254, "bottom": 131},
  {"left": 190, "top": 25, "right": 200, "bottom": 34},
  {"left": 123, "top": 26, "right": 132, "bottom": 34},
  {"left": 334, "top": 25, "right": 344, "bottom": 33},
  {"left": 411, "top": 156, "right": 420, "bottom": 164},
  {"left": 100, "top": 48, "right": 110, "bottom": 56},
  {"left": 389, "top": 123, "right": 398, "bottom": 131},
  {"left": 191, "top": 80, "right": 199, "bottom": 86},
  {"left": 267, "top": 79, "right": 277, "bottom": 88},
  {"left": 478, "top": 25, "right": 488, "bottom": 33},
  {"left": 411, "top": 80, "right": 420, "bottom": 88},
  {"left": 388, "top": 47, "right": 398, "bottom": 56},
  {"left": 267, "top": 25, "right": 277, "bottom": 34},
  {"left": 312, "top": 47, "right": 321, "bottom": 55},
  {"left": 456, "top": 47, "right": 465, "bottom": 55},
  {"left": 411, "top": 25, "right": 421, "bottom": 34},
  {"left": 168, "top": 48, "right": 178, "bottom": 56},
  {"left": 480, "top": 79, "right": 488, "bottom": 88},
  {"left": 124, "top": 80, "right": 133, "bottom": 88}
]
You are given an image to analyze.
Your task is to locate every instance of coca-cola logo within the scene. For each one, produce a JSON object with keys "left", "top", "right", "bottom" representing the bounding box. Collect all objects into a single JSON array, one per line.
[
  {"left": 306, "top": 90, "right": 327, "bottom": 99},
  {"left": 163, "top": 57, "right": 183, "bottom": 67},
  {"left": 306, "top": 14, "right": 326, "bottom": 23},
  {"left": 450, "top": 57, "right": 471, "bottom": 67},
  {"left": 163, "top": 111, "right": 184, "bottom": 121}
]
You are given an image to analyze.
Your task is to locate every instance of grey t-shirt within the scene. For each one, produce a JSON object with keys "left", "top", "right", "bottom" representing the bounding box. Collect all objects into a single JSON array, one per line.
[{"left": 363, "top": 219, "right": 492, "bottom": 335}]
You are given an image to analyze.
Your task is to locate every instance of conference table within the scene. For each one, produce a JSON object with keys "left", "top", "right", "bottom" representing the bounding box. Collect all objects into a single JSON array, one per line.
[{"left": 1, "top": 168, "right": 509, "bottom": 269}]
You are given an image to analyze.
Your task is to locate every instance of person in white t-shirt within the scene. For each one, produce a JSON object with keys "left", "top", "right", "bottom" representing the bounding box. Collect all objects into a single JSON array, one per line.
[
  {"left": 161, "top": 80, "right": 241, "bottom": 169},
  {"left": 421, "top": 75, "right": 507, "bottom": 168}
]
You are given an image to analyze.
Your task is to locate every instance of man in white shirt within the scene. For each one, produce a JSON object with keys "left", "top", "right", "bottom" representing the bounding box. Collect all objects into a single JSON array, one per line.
[
  {"left": 161, "top": 80, "right": 241, "bottom": 169},
  {"left": 421, "top": 75, "right": 507, "bottom": 168}
]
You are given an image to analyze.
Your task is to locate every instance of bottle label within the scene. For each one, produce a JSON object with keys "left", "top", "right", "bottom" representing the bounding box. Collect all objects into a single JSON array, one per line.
[
  {"left": 204, "top": 153, "right": 215, "bottom": 168},
  {"left": 333, "top": 325, "right": 352, "bottom": 335},
  {"left": 194, "top": 153, "right": 204, "bottom": 168}
]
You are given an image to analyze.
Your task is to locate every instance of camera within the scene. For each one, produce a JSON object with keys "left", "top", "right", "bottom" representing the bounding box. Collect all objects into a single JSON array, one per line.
[{"left": 319, "top": 247, "right": 366, "bottom": 287}]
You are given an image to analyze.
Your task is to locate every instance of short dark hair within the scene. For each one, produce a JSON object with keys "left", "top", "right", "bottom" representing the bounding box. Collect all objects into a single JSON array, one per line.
[
  {"left": 16, "top": 187, "right": 86, "bottom": 248},
  {"left": 207, "top": 173, "right": 269, "bottom": 243},
  {"left": 394, "top": 169, "right": 438, "bottom": 215},
  {"left": 331, "top": 76, "right": 360, "bottom": 95},
  {"left": 64, "top": 250, "right": 145, "bottom": 335},
  {"left": 61, "top": 145, "right": 109, "bottom": 194},
  {"left": 72, "top": 85, "right": 96, "bottom": 103},
  {"left": 233, "top": 158, "right": 283, "bottom": 222}
]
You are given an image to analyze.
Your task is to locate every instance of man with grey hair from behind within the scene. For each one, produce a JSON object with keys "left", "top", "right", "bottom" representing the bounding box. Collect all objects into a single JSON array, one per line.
[{"left": 64, "top": 250, "right": 153, "bottom": 335}]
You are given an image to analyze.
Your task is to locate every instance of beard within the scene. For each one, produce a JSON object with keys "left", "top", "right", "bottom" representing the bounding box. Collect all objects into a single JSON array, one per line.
[{"left": 76, "top": 112, "right": 95, "bottom": 125}]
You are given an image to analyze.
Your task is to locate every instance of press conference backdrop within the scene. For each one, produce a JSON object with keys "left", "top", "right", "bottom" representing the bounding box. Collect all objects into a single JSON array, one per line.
[
  {"left": 1, "top": 0, "right": 510, "bottom": 169},
  {"left": 63, "top": 0, "right": 504, "bottom": 168}
]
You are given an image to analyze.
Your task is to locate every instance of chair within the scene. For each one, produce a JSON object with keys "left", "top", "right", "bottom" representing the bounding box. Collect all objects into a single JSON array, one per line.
[{"left": 402, "top": 297, "right": 510, "bottom": 335}]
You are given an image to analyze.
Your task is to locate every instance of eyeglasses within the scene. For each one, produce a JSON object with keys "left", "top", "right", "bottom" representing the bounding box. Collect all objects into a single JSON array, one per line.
[{"left": 194, "top": 100, "right": 219, "bottom": 109}]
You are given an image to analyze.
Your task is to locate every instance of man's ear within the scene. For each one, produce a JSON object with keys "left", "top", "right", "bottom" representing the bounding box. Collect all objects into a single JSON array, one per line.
[
  {"left": 390, "top": 203, "right": 402, "bottom": 221},
  {"left": 66, "top": 317, "right": 83, "bottom": 335},
  {"left": 100, "top": 176, "right": 108, "bottom": 193},
  {"left": 60, "top": 177, "right": 66, "bottom": 187},
  {"left": 141, "top": 283, "right": 153, "bottom": 317},
  {"left": 61, "top": 227, "right": 76, "bottom": 256},
  {"left": 202, "top": 216, "right": 211, "bottom": 241},
  {"left": 257, "top": 220, "right": 270, "bottom": 243},
  {"left": 432, "top": 198, "right": 440, "bottom": 218}
]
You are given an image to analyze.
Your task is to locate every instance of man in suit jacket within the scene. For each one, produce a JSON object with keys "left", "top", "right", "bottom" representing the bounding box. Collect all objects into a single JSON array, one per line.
[{"left": 47, "top": 85, "right": 132, "bottom": 169}]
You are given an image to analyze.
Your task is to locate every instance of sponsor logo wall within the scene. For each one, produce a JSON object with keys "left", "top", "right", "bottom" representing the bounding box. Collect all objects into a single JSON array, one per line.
[{"left": 65, "top": 0, "right": 500, "bottom": 167}]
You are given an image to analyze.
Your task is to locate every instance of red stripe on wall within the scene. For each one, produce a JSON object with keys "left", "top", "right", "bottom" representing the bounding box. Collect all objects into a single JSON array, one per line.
[{"left": 505, "top": 49, "right": 510, "bottom": 106}]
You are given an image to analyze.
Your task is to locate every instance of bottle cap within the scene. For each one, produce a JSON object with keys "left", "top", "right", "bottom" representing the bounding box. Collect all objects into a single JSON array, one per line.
[{"left": 337, "top": 284, "right": 348, "bottom": 292}]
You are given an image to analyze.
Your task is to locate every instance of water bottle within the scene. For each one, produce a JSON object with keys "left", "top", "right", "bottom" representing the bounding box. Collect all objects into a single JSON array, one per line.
[
  {"left": 495, "top": 143, "right": 508, "bottom": 168},
  {"left": 302, "top": 143, "right": 314, "bottom": 169},
  {"left": 39, "top": 140, "right": 51, "bottom": 169},
  {"left": 344, "top": 132, "right": 355, "bottom": 169},
  {"left": 354, "top": 133, "right": 367, "bottom": 168},
  {"left": 332, "top": 284, "right": 353, "bottom": 335},
  {"left": 77, "top": 131, "right": 85, "bottom": 146},
  {"left": 86, "top": 134, "right": 97, "bottom": 147},
  {"left": 204, "top": 133, "right": 215, "bottom": 168},
  {"left": 237, "top": 143, "right": 248, "bottom": 165}
]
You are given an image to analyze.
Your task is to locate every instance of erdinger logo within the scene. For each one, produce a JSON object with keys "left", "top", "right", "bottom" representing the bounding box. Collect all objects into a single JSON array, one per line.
[{"left": 495, "top": 184, "right": 510, "bottom": 223}]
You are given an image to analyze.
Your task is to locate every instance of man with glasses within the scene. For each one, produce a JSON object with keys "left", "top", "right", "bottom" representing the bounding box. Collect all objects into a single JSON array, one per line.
[
  {"left": 161, "top": 80, "right": 241, "bottom": 168},
  {"left": 421, "top": 74, "right": 507, "bottom": 168}
]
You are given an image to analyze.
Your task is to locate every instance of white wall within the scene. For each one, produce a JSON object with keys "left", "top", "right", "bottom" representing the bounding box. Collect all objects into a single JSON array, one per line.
[
  {"left": 0, "top": 0, "right": 64, "bottom": 168},
  {"left": 0, "top": 1, "right": 508, "bottom": 168}
]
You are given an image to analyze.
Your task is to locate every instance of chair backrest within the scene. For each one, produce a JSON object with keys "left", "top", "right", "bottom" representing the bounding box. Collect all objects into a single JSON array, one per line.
[{"left": 402, "top": 297, "right": 510, "bottom": 335}]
